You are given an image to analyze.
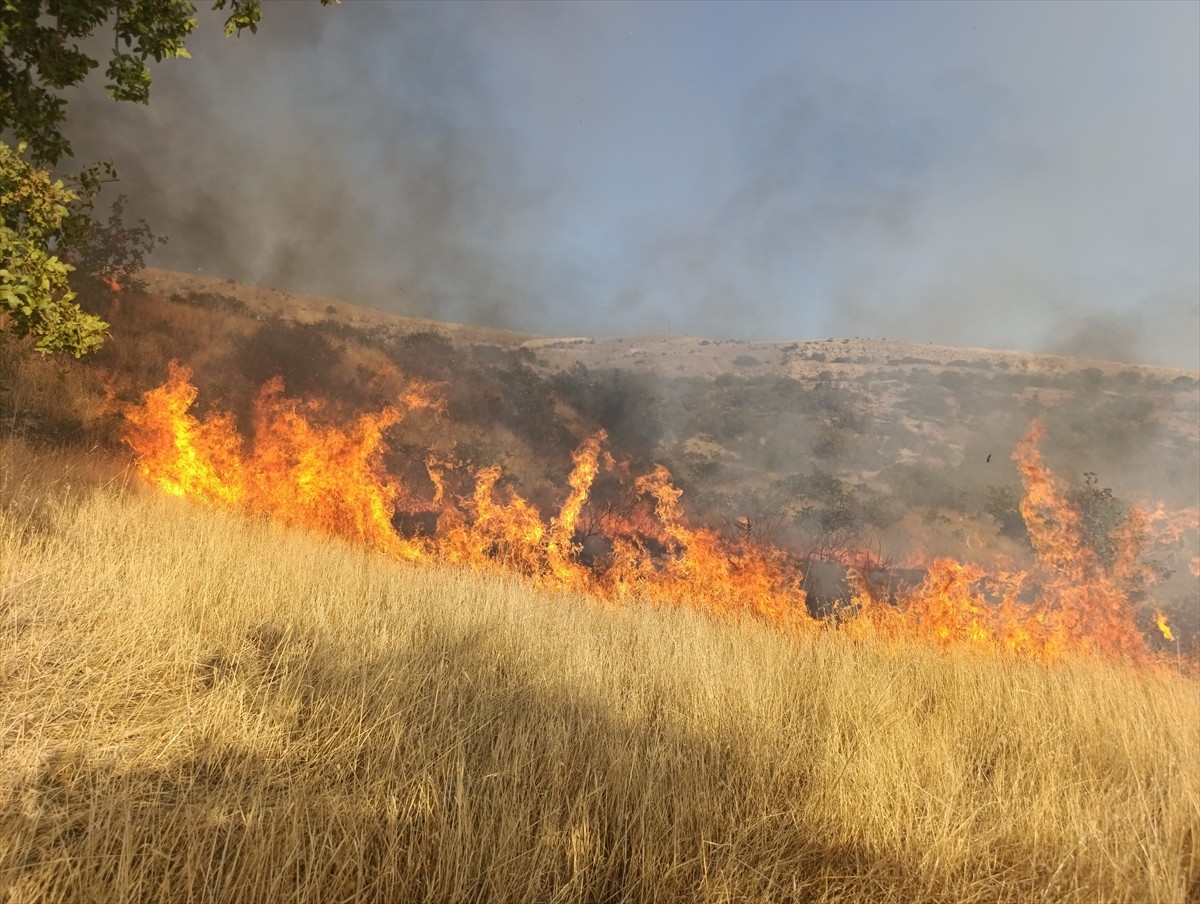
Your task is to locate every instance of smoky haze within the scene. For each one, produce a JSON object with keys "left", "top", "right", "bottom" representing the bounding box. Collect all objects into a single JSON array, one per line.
[
  {"left": 65, "top": 4, "right": 548, "bottom": 328},
  {"left": 57, "top": 1, "right": 1200, "bottom": 370}
]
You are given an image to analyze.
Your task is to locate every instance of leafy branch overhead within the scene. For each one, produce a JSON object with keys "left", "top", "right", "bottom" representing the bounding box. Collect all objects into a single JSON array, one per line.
[
  {"left": 0, "top": 140, "right": 106, "bottom": 355},
  {"left": 0, "top": 0, "right": 337, "bottom": 356}
]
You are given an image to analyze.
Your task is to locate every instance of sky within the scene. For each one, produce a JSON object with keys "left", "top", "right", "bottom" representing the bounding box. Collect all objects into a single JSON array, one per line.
[{"left": 63, "top": 0, "right": 1200, "bottom": 370}]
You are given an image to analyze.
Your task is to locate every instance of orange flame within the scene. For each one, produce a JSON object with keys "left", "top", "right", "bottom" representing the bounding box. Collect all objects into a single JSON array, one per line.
[
  {"left": 122, "top": 362, "right": 246, "bottom": 508},
  {"left": 122, "top": 361, "right": 435, "bottom": 559},
  {"left": 121, "top": 371, "right": 1188, "bottom": 667},
  {"left": 1011, "top": 421, "right": 1153, "bottom": 661}
]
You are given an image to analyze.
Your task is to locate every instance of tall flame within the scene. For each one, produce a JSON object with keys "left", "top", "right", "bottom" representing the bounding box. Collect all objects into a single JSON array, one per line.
[
  {"left": 122, "top": 361, "right": 435, "bottom": 559},
  {"left": 121, "top": 368, "right": 1191, "bottom": 666},
  {"left": 1012, "top": 421, "right": 1151, "bottom": 661}
]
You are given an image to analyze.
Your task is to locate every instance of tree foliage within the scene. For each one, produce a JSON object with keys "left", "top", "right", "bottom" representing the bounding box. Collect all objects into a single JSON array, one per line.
[
  {"left": 70, "top": 193, "right": 167, "bottom": 295},
  {"left": 1, "top": 0, "right": 335, "bottom": 355},
  {"left": 0, "top": 140, "right": 106, "bottom": 355}
]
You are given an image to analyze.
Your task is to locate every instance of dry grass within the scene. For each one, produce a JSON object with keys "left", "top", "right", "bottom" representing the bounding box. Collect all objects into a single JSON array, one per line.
[{"left": 1, "top": 439, "right": 1198, "bottom": 903}]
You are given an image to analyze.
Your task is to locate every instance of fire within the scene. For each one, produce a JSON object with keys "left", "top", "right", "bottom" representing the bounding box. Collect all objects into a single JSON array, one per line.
[
  {"left": 121, "top": 369, "right": 1189, "bottom": 666},
  {"left": 122, "top": 362, "right": 246, "bottom": 508},
  {"left": 1155, "top": 610, "right": 1175, "bottom": 643},
  {"left": 1009, "top": 421, "right": 1153, "bottom": 661},
  {"left": 122, "top": 361, "right": 435, "bottom": 559}
]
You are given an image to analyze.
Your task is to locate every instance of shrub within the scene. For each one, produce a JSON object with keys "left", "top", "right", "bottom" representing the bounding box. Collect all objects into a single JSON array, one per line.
[
  {"left": 170, "top": 289, "right": 250, "bottom": 317},
  {"left": 234, "top": 318, "right": 343, "bottom": 397},
  {"left": 390, "top": 330, "right": 457, "bottom": 380}
]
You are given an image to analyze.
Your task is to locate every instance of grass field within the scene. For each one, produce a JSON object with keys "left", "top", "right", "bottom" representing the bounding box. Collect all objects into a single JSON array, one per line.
[{"left": 2, "top": 437, "right": 1198, "bottom": 903}]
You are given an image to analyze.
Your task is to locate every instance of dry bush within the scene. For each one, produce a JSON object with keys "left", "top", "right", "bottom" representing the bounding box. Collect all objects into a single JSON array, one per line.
[
  {"left": 1, "top": 288, "right": 257, "bottom": 449},
  {"left": 0, "top": 339, "right": 113, "bottom": 441},
  {"left": 1, "top": 441, "right": 1197, "bottom": 903}
]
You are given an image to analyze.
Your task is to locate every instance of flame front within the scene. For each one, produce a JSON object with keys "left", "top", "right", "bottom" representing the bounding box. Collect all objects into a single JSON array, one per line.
[
  {"left": 122, "top": 362, "right": 432, "bottom": 559},
  {"left": 122, "top": 362, "right": 246, "bottom": 507},
  {"left": 121, "top": 368, "right": 1191, "bottom": 666}
]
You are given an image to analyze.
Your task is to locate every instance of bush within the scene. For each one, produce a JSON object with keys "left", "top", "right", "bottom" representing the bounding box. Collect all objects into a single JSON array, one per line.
[
  {"left": 234, "top": 318, "right": 343, "bottom": 397},
  {"left": 776, "top": 470, "right": 871, "bottom": 557},
  {"left": 390, "top": 330, "right": 457, "bottom": 380},
  {"left": 985, "top": 484, "right": 1028, "bottom": 543},
  {"left": 170, "top": 289, "right": 249, "bottom": 317},
  {"left": 492, "top": 363, "right": 573, "bottom": 455},
  {"left": 551, "top": 364, "right": 662, "bottom": 464}
]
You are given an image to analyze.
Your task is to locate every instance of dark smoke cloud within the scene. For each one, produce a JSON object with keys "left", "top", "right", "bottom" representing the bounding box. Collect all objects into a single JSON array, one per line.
[{"left": 63, "top": 3, "right": 550, "bottom": 329}]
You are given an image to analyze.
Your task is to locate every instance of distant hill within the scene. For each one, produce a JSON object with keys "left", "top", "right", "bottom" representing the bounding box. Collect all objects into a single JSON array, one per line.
[{"left": 140, "top": 267, "right": 1196, "bottom": 382}]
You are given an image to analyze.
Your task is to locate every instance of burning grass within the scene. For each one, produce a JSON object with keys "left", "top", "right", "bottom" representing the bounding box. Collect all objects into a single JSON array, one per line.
[
  {"left": 117, "top": 362, "right": 1196, "bottom": 665},
  {"left": 1, "top": 438, "right": 1198, "bottom": 902}
]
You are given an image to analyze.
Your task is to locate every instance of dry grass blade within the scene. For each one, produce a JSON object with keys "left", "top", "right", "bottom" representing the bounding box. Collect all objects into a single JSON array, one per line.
[{"left": 1, "top": 438, "right": 1197, "bottom": 903}]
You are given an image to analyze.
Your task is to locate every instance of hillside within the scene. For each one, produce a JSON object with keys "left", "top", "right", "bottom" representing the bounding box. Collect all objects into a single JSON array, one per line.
[
  {"left": 2, "top": 269, "right": 1200, "bottom": 900},
  {"left": 139, "top": 268, "right": 1195, "bottom": 383},
  {"left": 1, "top": 441, "right": 1197, "bottom": 902},
  {"left": 1, "top": 268, "right": 1198, "bottom": 651}
]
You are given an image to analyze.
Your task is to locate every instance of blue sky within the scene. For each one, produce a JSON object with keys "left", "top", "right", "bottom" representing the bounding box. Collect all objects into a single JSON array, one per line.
[{"left": 69, "top": 1, "right": 1200, "bottom": 369}]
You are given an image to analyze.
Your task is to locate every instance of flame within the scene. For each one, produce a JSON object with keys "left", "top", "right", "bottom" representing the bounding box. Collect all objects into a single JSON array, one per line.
[
  {"left": 121, "top": 361, "right": 434, "bottom": 559},
  {"left": 1010, "top": 421, "right": 1152, "bottom": 661},
  {"left": 121, "top": 370, "right": 1190, "bottom": 666},
  {"left": 122, "top": 361, "right": 246, "bottom": 508},
  {"left": 1155, "top": 609, "right": 1175, "bottom": 643},
  {"left": 1145, "top": 503, "right": 1200, "bottom": 546}
]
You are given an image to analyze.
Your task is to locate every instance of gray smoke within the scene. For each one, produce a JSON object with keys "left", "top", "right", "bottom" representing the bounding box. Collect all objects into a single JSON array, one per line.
[
  {"left": 63, "top": 3, "right": 550, "bottom": 328},
  {"left": 51, "top": 1, "right": 1200, "bottom": 370}
]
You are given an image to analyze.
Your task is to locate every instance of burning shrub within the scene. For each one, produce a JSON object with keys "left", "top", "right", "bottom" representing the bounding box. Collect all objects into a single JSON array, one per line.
[
  {"left": 551, "top": 364, "right": 662, "bottom": 466},
  {"left": 234, "top": 317, "right": 344, "bottom": 399},
  {"left": 990, "top": 468, "right": 1178, "bottom": 622},
  {"left": 1067, "top": 472, "right": 1172, "bottom": 602},
  {"left": 390, "top": 330, "right": 457, "bottom": 380}
]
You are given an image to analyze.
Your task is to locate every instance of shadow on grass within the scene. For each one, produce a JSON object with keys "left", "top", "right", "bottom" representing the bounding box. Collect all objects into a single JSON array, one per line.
[{"left": 3, "top": 611, "right": 1089, "bottom": 903}]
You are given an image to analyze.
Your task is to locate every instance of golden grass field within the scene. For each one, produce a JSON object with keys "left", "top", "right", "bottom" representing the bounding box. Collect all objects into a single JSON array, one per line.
[{"left": 1, "top": 437, "right": 1198, "bottom": 903}]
